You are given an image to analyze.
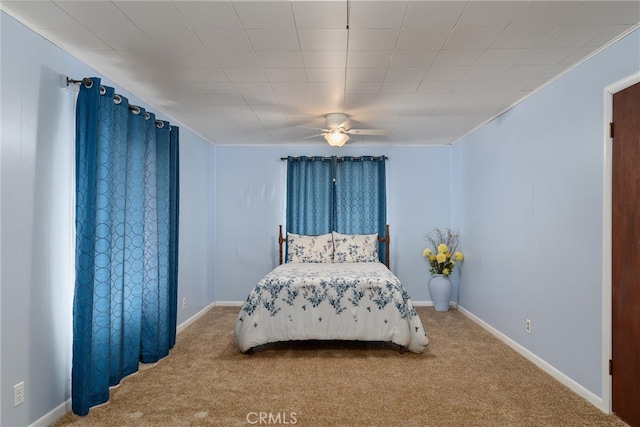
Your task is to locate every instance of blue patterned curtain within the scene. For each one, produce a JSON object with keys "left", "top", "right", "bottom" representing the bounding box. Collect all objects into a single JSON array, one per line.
[
  {"left": 335, "top": 156, "right": 386, "bottom": 234},
  {"left": 335, "top": 156, "right": 387, "bottom": 264},
  {"left": 286, "top": 156, "right": 335, "bottom": 235},
  {"left": 286, "top": 155, "right": 386, "bottom": 262},
  {"left": 72, "top": 78, "right": 179, "bottom": 416}
]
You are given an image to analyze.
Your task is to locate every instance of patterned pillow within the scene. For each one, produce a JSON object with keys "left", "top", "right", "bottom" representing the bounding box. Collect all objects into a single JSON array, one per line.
[
  {"left": 286, "top": 233, "right": 334, "bottom": 263},
  {"left": 332, "top": 232, "right": 379, "bottom": 263}
]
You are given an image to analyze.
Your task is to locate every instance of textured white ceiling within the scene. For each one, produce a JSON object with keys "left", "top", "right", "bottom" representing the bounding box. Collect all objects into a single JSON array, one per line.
[{"left": 3, "top": 1, "right": 639, "bottom": 146}]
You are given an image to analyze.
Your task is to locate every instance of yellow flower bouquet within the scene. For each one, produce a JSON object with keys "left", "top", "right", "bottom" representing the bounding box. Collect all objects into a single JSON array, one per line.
[{"left": 422, "top": 228, "right": 464, "bottom": 278}]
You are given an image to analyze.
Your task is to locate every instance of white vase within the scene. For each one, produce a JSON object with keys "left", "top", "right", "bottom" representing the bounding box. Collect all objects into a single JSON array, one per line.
[{"left": 429, "top": 274, "right": 451, "bottom": 312}]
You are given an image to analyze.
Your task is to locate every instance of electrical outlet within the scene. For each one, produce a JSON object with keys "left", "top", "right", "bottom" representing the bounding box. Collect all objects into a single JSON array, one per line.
[
  {"left": 182, "top": 298, "right": 187, "bottom": 309},
  {"left": 13, "top": 382, "right": 24, "bottom": 407},
  {"left": 525, "top": 319, "right": 532, "bottom": 334}
]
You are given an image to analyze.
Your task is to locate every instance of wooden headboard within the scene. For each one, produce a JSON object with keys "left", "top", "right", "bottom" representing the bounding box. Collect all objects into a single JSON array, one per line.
[{"left": 278, "top": 224, "right": 391, "bottom": 269}]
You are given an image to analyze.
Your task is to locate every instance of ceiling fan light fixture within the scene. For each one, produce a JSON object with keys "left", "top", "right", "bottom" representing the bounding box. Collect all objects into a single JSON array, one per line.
[{"left": 324, "top": 129, "right": 349, "bottom": 147}]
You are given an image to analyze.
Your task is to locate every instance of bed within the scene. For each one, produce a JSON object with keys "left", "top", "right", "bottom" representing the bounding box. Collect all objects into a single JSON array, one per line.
[{"left": 234, "top": 226, "right": 428, "bottom": 354}]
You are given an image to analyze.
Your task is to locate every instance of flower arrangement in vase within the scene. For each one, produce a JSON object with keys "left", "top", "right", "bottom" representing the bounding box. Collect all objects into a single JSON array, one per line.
[
  {"left": 422, "top": 228, "right": 464, "bottom": 277},
  {"left": 422, "top": 228, "right": 464, "bottom": 311}
]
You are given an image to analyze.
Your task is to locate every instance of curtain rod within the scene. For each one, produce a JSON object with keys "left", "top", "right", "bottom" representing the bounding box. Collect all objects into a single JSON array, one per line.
[
  {"left": 280, "top": 155, "right": 388, "bottom": 161},
  {"left": 66, "top": 77, "right": 93, "bottom": 86},
  {"left": 66, "top": 76, "right": 165, "bottom": 125}
]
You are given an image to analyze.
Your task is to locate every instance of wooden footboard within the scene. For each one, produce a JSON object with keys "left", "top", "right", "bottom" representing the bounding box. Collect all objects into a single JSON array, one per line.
[{"left": 278, "top": 225, "right": 391, "bottom": 269}]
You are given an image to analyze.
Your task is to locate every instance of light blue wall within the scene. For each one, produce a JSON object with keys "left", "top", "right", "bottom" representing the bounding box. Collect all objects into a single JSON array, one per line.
[
  {"left": 0, "top": 12, "right": 215, "bottom": 427},
  {"left": 454, "top": 28, "right": 640, "bottom": 398},
  {"left": 177, "top": 132, "right": 217, "bottom": 323},
  {"left": 213, "top": 144, "right": 452, "bottom": 302}
]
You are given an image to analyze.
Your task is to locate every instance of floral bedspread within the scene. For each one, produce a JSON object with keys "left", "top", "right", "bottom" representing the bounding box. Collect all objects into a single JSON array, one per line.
[{"left": 234, "top": 262, "right": 428, "bottom": 353}]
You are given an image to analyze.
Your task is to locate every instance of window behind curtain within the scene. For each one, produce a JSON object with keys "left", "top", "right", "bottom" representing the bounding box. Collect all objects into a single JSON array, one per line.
[{"left": 285, "top": 155, "right": 387, "bottom": 264}]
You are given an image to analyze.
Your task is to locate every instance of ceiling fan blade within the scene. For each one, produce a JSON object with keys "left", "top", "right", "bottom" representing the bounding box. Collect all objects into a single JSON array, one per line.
[
  {"left": 302, "top": 133, "right": 325, "bottom": 139},
  {"left": 345, "top": 128, "right": 389, "bottom": 136},
  {"left": 296, "top": 126, "right": 329, "bottom": 132}
]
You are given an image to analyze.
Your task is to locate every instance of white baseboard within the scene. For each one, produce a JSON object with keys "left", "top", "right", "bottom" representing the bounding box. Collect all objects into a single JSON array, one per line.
[
  {"left": 457, "top": 305, "right": 604, "bottom": 411},
  {"left": 176, "top": 301, "right": 246, "bottom": 334},
  {"left": 410, "top": 300, "right": 433, "bottom": 307},
  {"left": 413, "top": 301, "right": 460, "bottom": 309},
  {"left": 212, "top": 301, "right": 243, "bottom": 307},
  {"left": 177, "top": 301, "right": 217, "bottom": 334},
  {"left": 30, "top": 399, "right": 71, "bottom": 427}
]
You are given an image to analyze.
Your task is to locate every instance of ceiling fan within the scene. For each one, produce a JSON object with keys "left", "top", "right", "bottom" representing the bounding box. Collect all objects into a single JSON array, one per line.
[{"left": 308, "top": 113, "right": 389, "bottom": 147}]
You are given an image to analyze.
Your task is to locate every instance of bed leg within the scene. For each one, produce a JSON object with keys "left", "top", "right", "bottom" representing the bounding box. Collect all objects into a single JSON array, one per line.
[{"left": 399, "top": 346, "right": 406, "bottom": 354}]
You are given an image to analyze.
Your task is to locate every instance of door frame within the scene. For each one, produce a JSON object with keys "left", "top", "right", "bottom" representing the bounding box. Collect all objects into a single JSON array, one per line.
[{"left": 602, "top": 71, "right": 640, "bottom": 414}]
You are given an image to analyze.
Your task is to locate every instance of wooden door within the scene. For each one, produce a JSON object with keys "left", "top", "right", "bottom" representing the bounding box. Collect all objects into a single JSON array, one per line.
[{"left": 612, "top": 81, "right": 640, "bottom": 426}]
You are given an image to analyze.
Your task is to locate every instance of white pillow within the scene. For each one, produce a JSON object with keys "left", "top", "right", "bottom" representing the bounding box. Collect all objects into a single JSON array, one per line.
[
  {"left": 332, "top": 232, "right": 379, "bottom": 263},
  {"left": 286, "top": 233, "right": 334, "bottom": 263}
]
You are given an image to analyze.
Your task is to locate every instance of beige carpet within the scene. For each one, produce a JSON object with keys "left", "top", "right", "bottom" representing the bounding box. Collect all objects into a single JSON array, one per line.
[{"left": 53, "top": 306, "right": 626, "bottom": 426}]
